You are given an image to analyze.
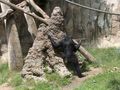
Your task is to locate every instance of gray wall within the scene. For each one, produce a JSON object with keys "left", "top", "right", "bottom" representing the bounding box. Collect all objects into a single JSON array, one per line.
[{"left": 46, "top": 0, "right": 112, "bottom": 46}]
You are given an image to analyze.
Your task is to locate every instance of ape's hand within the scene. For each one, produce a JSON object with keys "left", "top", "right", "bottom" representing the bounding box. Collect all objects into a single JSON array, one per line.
[{"left": 47, "top": 32, "right": 52, "bottom": 39}]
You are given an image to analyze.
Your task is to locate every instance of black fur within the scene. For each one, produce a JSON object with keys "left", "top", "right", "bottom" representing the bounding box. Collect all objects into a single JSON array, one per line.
[{"left": 48, "top": 33, "right": 83, "bottom": 77}]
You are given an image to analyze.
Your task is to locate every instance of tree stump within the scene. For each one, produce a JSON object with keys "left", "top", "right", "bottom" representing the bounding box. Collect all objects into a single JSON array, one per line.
[{"left": 21, "top": 7, "right": 71, "bottom": 81}]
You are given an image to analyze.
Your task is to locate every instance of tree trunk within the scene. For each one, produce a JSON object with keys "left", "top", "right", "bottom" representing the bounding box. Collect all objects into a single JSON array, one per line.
[
  {"left": 23, "top": 6, "right": 38, "bottom": 39},
  {"left": 0, "top": 0, "right": 23, "bottom": 71},
  {"left": 6, "top": 15, "right": 23, "bottom": 71},
  {"left": 0, "top": 0, "right": 9, "bottom": 44},
  {"left": 0, "top": 0, "right": 34, "bottom": 71}
]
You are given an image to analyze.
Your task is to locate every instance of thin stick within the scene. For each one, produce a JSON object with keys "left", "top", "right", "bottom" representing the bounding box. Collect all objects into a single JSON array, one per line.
[
  {"left": 27, "top": 0, "right": 49, "bottom": 19},
  {"left": 0, "top": 0, "right": 48, "bottom": 24}
]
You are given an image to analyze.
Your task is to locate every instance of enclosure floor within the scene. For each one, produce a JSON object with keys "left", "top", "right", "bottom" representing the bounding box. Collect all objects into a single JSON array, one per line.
[
  {"left": 0, "top": 83, "right": 14, "bottom": 90},
  {"left": 62, "top": 67, "right": 103, "bottom": 90}
]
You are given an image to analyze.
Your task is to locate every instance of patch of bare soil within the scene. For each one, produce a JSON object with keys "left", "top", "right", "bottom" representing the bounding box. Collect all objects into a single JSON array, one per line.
[
  {"left": 0, "top": 83, "right": 14, "bottom": 90},
  {"left": 61, "top": 67, "right": 103, "bottom": 90}
]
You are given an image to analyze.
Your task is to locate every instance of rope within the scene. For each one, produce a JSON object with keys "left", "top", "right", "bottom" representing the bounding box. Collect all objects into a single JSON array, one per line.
[{"left": 65, "top": 0, "right": 120, "bottom": 16}]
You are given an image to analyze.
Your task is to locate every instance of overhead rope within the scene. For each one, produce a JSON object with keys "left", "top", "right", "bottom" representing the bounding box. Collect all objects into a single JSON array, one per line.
[{"left": 65, "top": 0, "right": 120, "bottom": 16}]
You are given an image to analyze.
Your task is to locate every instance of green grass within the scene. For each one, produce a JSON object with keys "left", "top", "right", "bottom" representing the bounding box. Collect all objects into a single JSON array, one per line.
[
  {"left": 9, "top": 73, "right": 71, "bottom": 90},
  {"left": 14, "top": 80, "right": 59, "bottom": 90},
  {"left": 1, "top": 48, "right": 120, "bottom": 90},
  {"left": 0, "top": 64, "right": 9, "bottom": 84},
  {"left": 75, "top": 48, "right": 120, "bottom": 90},
  {"left": 88, "top": 48, "right": 120, "bottom": 70},
  {"left": 0, "top": 63, "right": 71, "bottom": 90},
  {"left": 46, "top": 73, "right": 72, "bottom": 86},
  {"left": 10, "top": 73, "right": 23, "bottom": 87},
  {"left": 14, "top": 73, "right": 71, "bottom": 90},
  {"left": 34, "top": 82, "right": 59, "bottom": 90},
  {"left": 75, "top": 72, "right": 120, "bottom": 90}
]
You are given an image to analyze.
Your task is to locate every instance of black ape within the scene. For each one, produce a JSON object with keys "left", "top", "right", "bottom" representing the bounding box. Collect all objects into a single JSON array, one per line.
[{"left": 48, "top": 33, "right": 83, "bottom": 77}]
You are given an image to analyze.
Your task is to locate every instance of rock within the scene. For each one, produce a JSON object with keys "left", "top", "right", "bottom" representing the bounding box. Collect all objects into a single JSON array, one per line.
[
  {"left": 21, "top": 7, "right": 71, "bottom": 81},
  {"left": 54, "top": 64, "right": 72, "bottom": 77}
]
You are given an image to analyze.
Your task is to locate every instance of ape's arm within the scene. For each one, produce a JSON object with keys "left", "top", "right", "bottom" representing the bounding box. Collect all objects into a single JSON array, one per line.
[
  {"left": 72, "top": 40, "right": 81, "bottom": 52},
  {"left": 75, "top": 42, "right": 81, "bottom": 50}
]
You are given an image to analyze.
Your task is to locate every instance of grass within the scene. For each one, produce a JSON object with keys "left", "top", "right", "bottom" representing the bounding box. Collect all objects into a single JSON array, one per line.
[
  {"left": 46, "top": 73, "right": 72, "bottom": 86},
  {"left": 0, "top": 63, "right": 72, "bottom": 90},
  {"left": 75, "top": 48, "right": 120, "bottom": 90},
  {"left": 0, "top": 64, "right": 9, "bottom": 84},
  {"left": 89, "top": 48, "right": 120, "bottom": 69},
  {"left": 10, "top": 73, "right": 23, "bottom": 87},
  {"left": 75, "top": 72, "right": 120, "bottom": 90},
  {"left": 12, "top": 73, "right": 72, "bottom": 90},
  {"left": 14, "top": 80, "right": 59, "bottom": 90},
  {"left": 0, "top": 48, "right": 120, "bottom": 90}
]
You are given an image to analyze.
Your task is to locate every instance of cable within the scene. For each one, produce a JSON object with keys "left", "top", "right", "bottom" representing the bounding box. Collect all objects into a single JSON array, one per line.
[{"left": 65, "top": 0, "right": 120, "bottom": 16}]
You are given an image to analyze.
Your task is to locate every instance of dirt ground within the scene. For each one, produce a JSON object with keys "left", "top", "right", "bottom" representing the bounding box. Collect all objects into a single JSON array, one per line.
[
  {"left": 62, "top": 67, "right": 103, "bottom": 90},
  {"left": 0, "top": 83, "right": 14, "bottom": 90}
]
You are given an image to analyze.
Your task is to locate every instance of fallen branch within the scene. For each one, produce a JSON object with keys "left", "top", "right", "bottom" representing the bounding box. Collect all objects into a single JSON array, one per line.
[
  {"left": 73, "top": 40, "right": 96, "bottom": 62},
  {"left": 78, "top": 46, "right": 96, "bottom": 62},
  {"left": 0, "top": 0, "right": 48, "bottom": 24},
  {"left": 26, "top": 0, "right": 49, "bottom": 19}
]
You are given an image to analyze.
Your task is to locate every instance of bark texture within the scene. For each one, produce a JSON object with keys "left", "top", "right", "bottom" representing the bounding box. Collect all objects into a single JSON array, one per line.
[
  {"left": 7, "top": 16, "right": 23, "bottom": 71},
  {"left": 0, "top": 0, "right": 23, "bottom": 70}
]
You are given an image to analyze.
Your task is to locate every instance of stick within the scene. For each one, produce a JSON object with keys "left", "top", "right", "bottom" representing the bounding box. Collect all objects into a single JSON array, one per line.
[
  {"left": 73, "top": 40, "right": 96, "bottom": 62},
  {"left": 0, "top": 0, "right": 48, "bottom": 24},
  {"left": 26, "top": 0, "right": 49, "bottom": 19},
  {"left": 78, "top": 46, "right": 96, "bottom": 62}
]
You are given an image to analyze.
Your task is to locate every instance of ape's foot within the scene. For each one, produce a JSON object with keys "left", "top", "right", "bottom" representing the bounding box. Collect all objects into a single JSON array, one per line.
[{"left": 78, "top": 73, "right": 85, "bottom": 78}]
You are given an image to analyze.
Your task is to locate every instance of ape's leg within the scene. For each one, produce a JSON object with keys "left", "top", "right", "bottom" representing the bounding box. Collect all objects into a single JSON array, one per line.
[{"left": 73, "top": 62, "right": 84, "bottom": 77}]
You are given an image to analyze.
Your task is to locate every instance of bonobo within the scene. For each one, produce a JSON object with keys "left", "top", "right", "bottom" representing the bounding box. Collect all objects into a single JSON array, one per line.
[{"left": 47, "top": 33, "right": 83, "bottom": 77}]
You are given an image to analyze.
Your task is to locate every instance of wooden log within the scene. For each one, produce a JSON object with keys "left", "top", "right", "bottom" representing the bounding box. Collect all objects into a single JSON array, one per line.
[
  {"left": 73, "top": 40, "right": 96, "bottom": 62},
  {"left": 78, "top": 46, "right": 96, "bottom": 62}
]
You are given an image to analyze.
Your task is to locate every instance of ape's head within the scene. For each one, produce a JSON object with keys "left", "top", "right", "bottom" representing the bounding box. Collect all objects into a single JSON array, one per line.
[{"left": 48, "top": 33, "right": 80, "bottom": 63}]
